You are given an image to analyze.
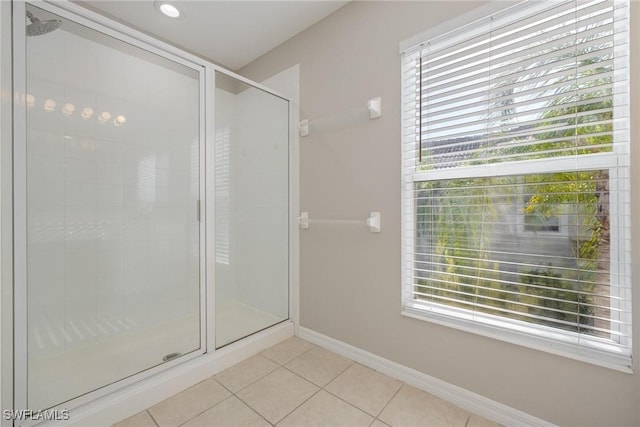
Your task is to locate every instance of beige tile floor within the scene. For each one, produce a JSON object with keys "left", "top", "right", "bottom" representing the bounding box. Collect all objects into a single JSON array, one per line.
[{"left": 113, "top": 337, "right": 501, "bottom": 427}]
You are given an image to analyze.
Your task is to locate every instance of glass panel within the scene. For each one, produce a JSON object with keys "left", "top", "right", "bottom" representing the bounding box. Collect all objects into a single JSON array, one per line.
[
  {"left": 414, "top": 171, "right": 609, "bottom": 335},
  {"left": 25, "top": 4, "right": 201, "bottom": 409},
  {"left": 214, "top": 72, "right": 289, "bottom": 348}
]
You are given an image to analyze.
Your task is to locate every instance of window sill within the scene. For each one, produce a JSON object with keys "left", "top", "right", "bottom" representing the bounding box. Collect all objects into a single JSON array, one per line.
[{"left": 402, "top": 302, "right": 633, "bottom": 374}]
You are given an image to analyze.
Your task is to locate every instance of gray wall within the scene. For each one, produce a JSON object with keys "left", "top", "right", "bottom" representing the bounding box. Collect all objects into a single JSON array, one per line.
[{"left": 240, "top": 1, "right": 640, "bottom": 426}]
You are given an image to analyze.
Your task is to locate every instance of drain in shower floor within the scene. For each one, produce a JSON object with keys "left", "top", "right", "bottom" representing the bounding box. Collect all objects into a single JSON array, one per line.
[{"left": 162, "top": 352, "right": 182, "bottom": 362}]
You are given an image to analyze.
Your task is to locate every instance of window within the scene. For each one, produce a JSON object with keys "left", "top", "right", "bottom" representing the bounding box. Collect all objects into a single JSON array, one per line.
[{"left": 401, "top": 0, "right": 631, "bottom": 370}]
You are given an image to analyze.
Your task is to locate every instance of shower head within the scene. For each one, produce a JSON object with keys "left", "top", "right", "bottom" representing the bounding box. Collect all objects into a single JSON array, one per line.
[{"left": 26, "top": 11, "right": 61, "bottom": 37}]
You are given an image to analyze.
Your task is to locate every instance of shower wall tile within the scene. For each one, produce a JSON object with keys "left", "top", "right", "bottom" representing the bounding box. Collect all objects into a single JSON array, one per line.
[
  {"left": 31, "top": 302, "right": 66, "bottom": 340},
  {"left": 148, "top": 296, "right": 173, "bottom": 326},
  {"left": 64, "top": 135, "right": 96, "bottom": 160},
  {"left": 64, "top": 36, "right": 97, "bottom": 88},
  {"left": 65, "top": 158, "right": 96, "bottom": 183},
  {"left": 28, "top": 253, "right": 65, "bottom": 283},
  {"left": 28, "top": 218, "right": 65, "bottom": 256},
  {"left": 96, "top": 228, "right": 123, "bottom": 253},
  {"left": 65, "top": 282, "right": 97, "bottom": 309},
  {"left": 124, "top": 295, "right": 149, "bottom": 326},
  {"left": 123, "top": 268, "right": 149, "bottom": 294},
  {"left": 28, "top": 174, "right": 65, "bottom": 208},
  {"left": 97, "top": 184, "right": 123, "bottom": 206},
  {"left": 148, "top": 261, "right": 172, "bottom": 288},
  {"left": 96, "top": 162, "right": 123, "bottom": 185},
  {"left": 28, "top": 129, "right": 65, "bottom": 160},
  {"left": 97, "top": 248, "right": 123, "bottom": 274},
  {"left": 29, "top": 279, "right": 65, "bottom": 308},
  {"left": 97, "top": 271, "right": 124, "bottom": 301},
  {"left": 28, "top": 160, "right": 65, "bottom": 190},
  {"left": 97, "top": 140, "right": 124, "bottom": 163},
  {"left": 64, "top": 207, "right": 97, "bottom": 253},
  {"left": 173, "top": 290, "right": 200, "bottom": 319},
  {"left": 65, "top": 181, "right": 97, "bottom": 206},
  {"left": 96, "top": 119, "right": 125, "bottom": 142},
  {"left": 65, "top": 300, "right": 97, "bottom": 324},
  {"left": 96, "top": 291, "right": 124, "bottom": 320},
  {"left": 27, "top": 230, "right": 66, "bottom": 257},
  {"left": 63, "top": 86, "right": 97, "bottom": 112}
]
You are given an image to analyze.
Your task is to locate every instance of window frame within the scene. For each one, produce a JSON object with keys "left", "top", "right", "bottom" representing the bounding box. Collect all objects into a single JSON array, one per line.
[{"left": 400, "top": 0, "right": 632, "bottom": 372}]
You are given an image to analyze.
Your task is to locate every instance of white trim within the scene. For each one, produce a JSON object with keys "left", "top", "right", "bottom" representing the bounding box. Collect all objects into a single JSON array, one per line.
[
  {"left": 198, "top": 62, "right": 208, "bottom": 361},
  {"left": 0, "top": 0, "right": 14, "bottom": 424},
  {"left": 206, "top": 69, "right": 217, "bottom": 353},
  {"left": 15, "top": 2, "right": 209, "bottom": 417},
  {"left": 256, "top": 64, "right": 301, "bottom": 333},
  {"left": 37, "top": 0, "right": 290, "bottom": 102},
  {"left": 399, "top": 1, "right": 523, "bottom": 53},
  {"left": 43, "top": 322, "right": 294, "bottom": 427},
  {"left": 402, "top": 306, "right": 632, "bottom": 374},
  {"left": 411, "top": 153, "right": 619, "bottom": 182},
  {"left": 297, "top": 327, "right": 556, "bottom": 427},
  {"left": 32, "top": 0, "right": 201, "bottom": 72},
  {"left": 12, "top": 0, "right": 28, "bottom": 412}
]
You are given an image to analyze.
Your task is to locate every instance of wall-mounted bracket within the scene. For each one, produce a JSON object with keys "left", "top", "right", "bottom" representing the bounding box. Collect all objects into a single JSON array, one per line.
[
  {"left": 298, "top": 211, "right": 309, "bottom": 229},
  {"left": 298, "top": 211, "right": 381, "bottom": 233},
  {"left": 298, "top": 119, "right": 309, "bottom": 137},
  {"left": 366, "top": 211, "right": 381, "bottom": 232},
  {"left": 367, "top": 96, "right": 382, "bottom": 119}
]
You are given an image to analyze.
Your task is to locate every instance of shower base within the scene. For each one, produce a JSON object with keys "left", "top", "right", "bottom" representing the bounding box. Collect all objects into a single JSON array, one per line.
[
  {"left": 28, "top": 314, "right": 200, "bottom": 411},
  {"left": 215, "top": 299, "right": 287, "bottom": 348},
  {"left": 27, "top": 301, "right": 285, "bottom": 410}
]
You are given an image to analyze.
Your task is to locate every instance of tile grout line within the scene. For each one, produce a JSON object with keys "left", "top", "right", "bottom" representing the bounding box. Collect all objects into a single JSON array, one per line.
[
  {"left": 206, "top": 343, "right": 319, "bottom": 426},
  {"left": 251, "top": 343, "right": 361, "bottom": 424},
  {"left": 124, "top": 339, "right": 489, "bottom": 427},
  {"left": 174, "top": 391, "right": 236, "bottom": 427},
  {"left": 319, "top": 358, "right": 354, "bottom": 388},
  {"left": 317, "top": 362, "right": 405, "bottom": 420},
  {"left": 146, "top": 409, "right": 160, "bottom": 427},
  {"left": 280, "top": 352, "right": 353, "bottom": 390},
  {"left": 369, "top": 417, "right": 388, "bottom": 427},
  {"left": 235, "top": 343, "right": 316, "bottom": 426},
  {"left": 215, "top": 376, "right": 236, "bottom": 395},
  {"left": 271, "top": 387, "right": 324, "bottom": 425},
  {"left": 125, "top": 339, "right": 361, "bottom": 427},
  {"left": 216, "top": 358, "right": 279, "bottom": 395},
  {"left": 259, "top": 362, "right": 323, "bottom": 424},
  {"left": 260, "top": 341, "right": 316, "bottom": 366},
  {"left": 231, "top": 381, "right": 291, "bottom": 427},
  {"left": 320, "top": 386, "right": 380, "bottom": 420},
  {"left": 374, "top": 381, "right": 405, "bottom": 419}
]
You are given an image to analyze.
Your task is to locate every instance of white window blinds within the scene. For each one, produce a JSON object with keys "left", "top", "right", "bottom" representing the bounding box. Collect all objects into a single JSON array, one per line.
[{"left": 401, "top": 0, "right": 631, "bottom": 370}]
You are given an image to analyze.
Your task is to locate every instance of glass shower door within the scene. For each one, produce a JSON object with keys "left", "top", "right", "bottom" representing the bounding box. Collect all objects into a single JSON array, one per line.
[
  {"left": 22, "top": 4, "right": 202, "bottom": 410},
  {"left": 214, "top": 72, "right": 289, "bottom": 348}
]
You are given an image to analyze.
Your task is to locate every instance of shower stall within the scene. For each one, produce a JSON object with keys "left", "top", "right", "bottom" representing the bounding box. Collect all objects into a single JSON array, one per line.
[{"left": 6, "top": 1, "right": 293, "bottom": 422}]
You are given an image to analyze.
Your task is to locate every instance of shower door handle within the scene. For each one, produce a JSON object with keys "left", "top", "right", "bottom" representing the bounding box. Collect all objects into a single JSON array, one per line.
[{"left": 197, "top": 199, "right": 201, "bottom": 222}]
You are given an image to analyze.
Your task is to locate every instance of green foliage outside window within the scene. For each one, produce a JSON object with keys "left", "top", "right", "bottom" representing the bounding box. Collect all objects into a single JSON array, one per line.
[{"left": 414, "top": 47, "right": 613, "bottom": 334}]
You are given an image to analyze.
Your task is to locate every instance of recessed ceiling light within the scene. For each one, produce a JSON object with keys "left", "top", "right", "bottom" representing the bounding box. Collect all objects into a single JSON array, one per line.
[{"left": 155, "top": 1, "right": 181, "bottom": 19}]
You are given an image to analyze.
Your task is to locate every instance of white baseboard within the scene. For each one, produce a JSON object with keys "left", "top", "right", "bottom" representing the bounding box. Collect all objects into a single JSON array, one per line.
[
  {"left": 58, "top": 321, "right": 294, "bottom": 427},
  {"left": 297, "top": 327, "right": 555, "bottom": 427}
]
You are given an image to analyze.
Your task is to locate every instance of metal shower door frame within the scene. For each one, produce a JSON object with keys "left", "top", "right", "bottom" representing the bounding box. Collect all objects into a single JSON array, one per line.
[{"left": 11, "top": 0, "right": 208, "bottom": 420}]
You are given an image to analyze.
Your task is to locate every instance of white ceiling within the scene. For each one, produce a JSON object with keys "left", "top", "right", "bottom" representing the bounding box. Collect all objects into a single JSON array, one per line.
[{"left": 76, "top": 1, "right": 349, "bottom": 70}]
